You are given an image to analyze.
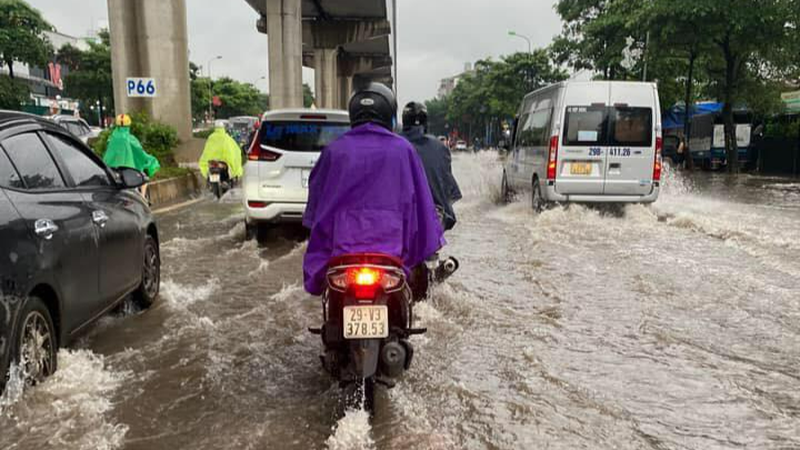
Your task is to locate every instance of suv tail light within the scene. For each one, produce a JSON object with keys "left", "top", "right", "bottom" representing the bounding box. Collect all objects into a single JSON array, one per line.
[
  {"left": 327, "top": 265, "right": 404, "bottom": 299},
  {"left": 547, "top": 135, "right": 559, "bottom": 180},
  {"left": 653, "top": 136, "right": 663, "bottom": 182},
  {"left": 247, "top": 123, "right": 283, "bottom": 162}
]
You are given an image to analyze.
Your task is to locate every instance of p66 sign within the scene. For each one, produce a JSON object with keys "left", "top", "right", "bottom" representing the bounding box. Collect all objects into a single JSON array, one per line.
[{"left": 126, "top": 78, "right": 157, "bottom": 97}]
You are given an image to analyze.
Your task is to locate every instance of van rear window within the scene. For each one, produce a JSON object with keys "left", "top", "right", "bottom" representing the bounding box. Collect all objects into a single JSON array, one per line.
[
  {"left": 611, "top": 107, "right": 652, "bottom": 146},
  {"left": 564, "top": 106, "right": 607, "bottom": 145},
  {"left": 563, "top": 106, "right": 652, "bottom": 147},
  {"left": 259, "top": 121, "right": 350, "bottom": 152}
]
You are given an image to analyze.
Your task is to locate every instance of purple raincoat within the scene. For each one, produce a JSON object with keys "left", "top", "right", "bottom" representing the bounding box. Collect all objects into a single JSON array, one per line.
[{"left": 303, "top": 123, "right": 445, "bottom": 295}]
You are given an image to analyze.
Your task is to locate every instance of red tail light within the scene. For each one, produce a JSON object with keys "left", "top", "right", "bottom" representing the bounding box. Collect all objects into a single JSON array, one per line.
[
  {"left": 247, "top": 123, "right": 283, "bottom": 162},
  {"left": 653, "top": 136, "right": 663, "bottom": 182},
  {"left": 547, "top": 135, "right": 559, "bottom": 180},
  {"left": 327, "top": 265, "right": 404, "bottom": 299},
  {"left": 247, "top": 201, "right": 268, "bottom": 208}
]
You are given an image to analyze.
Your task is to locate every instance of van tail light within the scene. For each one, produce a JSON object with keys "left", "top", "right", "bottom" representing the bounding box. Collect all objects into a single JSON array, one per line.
[
  {"left": 327, "top": 266, "right": 404, "bottom": 299},
  {"left": 547, "top": 135, "right": 559, "bottom": 180},
  {"left": 653, "top": 136, "right": 663, "bottom": 182}
]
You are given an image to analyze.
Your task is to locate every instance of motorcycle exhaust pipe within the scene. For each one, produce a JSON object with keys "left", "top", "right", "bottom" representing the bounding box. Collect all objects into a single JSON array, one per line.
[
  {"left": 379, "top": 341, "right": 407, "bottom": 378},
  {"left": 443, "top": 257, "right": 458, "bottom": 274}
]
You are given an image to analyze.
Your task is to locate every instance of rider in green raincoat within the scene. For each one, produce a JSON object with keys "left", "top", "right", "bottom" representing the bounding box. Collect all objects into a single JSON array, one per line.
[
  {"left": 103, "top": 114, "right": 161, "bottom": 178},
  {"left": 199, "top": 121, "right": 243, "bottom": 179}
]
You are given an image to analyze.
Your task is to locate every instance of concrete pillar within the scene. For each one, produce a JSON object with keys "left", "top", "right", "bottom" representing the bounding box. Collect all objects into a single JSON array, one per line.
[
  {"left": 138, "top": 0, "right": 192, "bottom": 141},
  {"left": 314, "top": 48, "right": 339, "bottom": 109},
  {"left": 337, "top": 74, "right": 353, "bottom": 110},
  {"left": 107, "top": 0, "right": 142, "bottom": 116},
  {"left": 107, "top": 0, "right": 192, "bottom": 142},
  {"left": 266, "top": 0, "right": 303, "bottom": 109}
]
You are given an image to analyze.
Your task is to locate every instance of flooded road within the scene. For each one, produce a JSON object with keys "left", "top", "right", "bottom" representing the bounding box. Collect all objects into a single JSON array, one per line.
[{"left": 1, "top": 153, "right": 799, "bottom": 449}]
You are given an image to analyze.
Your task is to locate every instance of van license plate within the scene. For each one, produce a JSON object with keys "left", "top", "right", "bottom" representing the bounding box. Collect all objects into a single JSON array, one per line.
[
  {"left": 570, "top": 163, "right": 592, "bottom": 175},
  {"left": 301, "top": 170, "right": 310, "bottom": 188},
  {"left": 209, "top": 173, "right": 220, "bottom": 183},
  {"left": 343, "top": 305, "right": 388, "bottom": 339}
]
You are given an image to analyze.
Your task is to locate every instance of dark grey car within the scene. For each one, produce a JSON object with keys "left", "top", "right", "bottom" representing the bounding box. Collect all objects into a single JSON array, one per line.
[{"left": 0, "top": 111, "right": 161, "bottom": 394}]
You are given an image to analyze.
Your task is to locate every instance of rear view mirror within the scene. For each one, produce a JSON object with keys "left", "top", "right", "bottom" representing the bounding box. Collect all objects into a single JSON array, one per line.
[{"left": 116, "top": 167, "right": 148, "bottom": 189}]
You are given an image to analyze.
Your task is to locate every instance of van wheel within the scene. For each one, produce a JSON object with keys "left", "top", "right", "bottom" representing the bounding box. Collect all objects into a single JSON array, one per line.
[
  {"left": 11, "top": 296, "right": 58, "bottom": 388},
  {"left": 133, "top": 235, "right": 160, "bottom": 308},
  {"left": 501, "top": 171, "right": 514, "bottom": 204},
  {"left": 531, "top": 178, "right": 545, "bottom": 213}
]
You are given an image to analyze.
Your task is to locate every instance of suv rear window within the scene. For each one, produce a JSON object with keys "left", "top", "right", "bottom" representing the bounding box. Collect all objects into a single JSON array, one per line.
[
  {"left": 259, "top": 121, "right": 349, "bottom": 152},
  {"left": 563, "top": 106, "right": 653, "bottom": 147}
]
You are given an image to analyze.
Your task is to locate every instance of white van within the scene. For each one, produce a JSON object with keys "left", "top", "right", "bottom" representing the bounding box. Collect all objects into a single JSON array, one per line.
[{"left": 501, "top": 81, "right": 662, "bottom": 209}]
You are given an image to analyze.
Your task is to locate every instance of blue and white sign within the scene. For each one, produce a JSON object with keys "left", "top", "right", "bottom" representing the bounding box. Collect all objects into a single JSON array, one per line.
[{"left": 126, "top": 78, "right": 157, "bottom": 97}]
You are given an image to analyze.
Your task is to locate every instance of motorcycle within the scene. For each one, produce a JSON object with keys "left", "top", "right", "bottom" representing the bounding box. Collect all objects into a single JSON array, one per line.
[
  {"left": 309, "top": 253, "right": 425, "bottom": 413},
  {"left": 207, "top": 160, "right": 231, "bottom": 199},
  {"left": 309, "top": 252, "right": 459, "bottom": 413}
]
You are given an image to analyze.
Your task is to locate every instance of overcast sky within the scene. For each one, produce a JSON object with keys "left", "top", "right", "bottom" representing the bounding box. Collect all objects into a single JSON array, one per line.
[{"left": 26, "top": 0, "right": 562, "bottom": 108}]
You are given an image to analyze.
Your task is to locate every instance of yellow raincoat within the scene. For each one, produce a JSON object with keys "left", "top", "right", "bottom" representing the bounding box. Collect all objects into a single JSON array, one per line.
[{"left": 199, "top": 126, "right": 243, "bottom": 178}]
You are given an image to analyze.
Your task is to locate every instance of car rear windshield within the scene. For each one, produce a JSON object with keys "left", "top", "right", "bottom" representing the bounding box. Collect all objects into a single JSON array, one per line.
[
  {"left": 259, "top": 121, "right": 350, "bottom": 152},
  {"left": 563, "top": 106, "right": 652, "bottom": 147}
]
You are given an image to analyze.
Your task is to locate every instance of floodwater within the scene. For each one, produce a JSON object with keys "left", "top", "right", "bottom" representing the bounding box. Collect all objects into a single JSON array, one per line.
[{"left": 1, "top": 153, "right": 799, "bottom": 450}]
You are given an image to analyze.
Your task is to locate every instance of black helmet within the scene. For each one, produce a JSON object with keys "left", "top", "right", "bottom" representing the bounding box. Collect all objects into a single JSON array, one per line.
[
  {"left": 348, "top": 82, "right": 397, "bottom": 130},
  {"left": 402, "top": 101, "right": 428, "bottom": 128}
]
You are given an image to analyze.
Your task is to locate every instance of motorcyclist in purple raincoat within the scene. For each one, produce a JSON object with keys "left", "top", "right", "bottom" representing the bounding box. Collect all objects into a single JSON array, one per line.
[{"left": 302, "top": 82, "right": 445, "bottom": 296}]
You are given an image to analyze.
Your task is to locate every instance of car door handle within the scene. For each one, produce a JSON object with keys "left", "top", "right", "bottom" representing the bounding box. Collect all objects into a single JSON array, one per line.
[
  {"left": 34, "top": 219, "right": 59, "bottom": 240},
  {"left": 92, "top": 210, "right": 109, "bottom": 228}
]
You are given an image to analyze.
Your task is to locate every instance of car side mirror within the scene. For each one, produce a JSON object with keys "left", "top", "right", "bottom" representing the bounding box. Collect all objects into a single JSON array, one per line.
[{"left": 116, "top": 167, "right": 148, "bottom": 189}]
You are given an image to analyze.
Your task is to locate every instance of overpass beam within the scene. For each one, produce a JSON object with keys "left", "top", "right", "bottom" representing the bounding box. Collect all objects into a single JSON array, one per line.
[{"left": 266, "top": 0, "right": 303, "bottom": 109}]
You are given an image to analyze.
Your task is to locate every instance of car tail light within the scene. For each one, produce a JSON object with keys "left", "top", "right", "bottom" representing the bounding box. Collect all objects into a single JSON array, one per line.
[
  {"left": 247, "top": 124, "right": 283, "bottom": 162},
  {"left": 327, "top": 265, "right": 404, "bottom": 299},
  {"left": 248, "top": 201, "right": 268, "bottom": 208},
  {"left": 547, "top": 135, "right": 559, "bottom": 180},
  {"left": 653, "top": 136, "right": 663, "bottom": 182}
]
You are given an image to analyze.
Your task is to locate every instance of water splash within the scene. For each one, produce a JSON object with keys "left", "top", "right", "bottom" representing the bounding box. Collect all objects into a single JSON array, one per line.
[{"left": 325, "top": 408, "right": 374, "bottom": 450}]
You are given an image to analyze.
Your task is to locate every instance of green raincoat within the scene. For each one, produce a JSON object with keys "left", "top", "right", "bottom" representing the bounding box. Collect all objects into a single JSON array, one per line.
[
  {"left": 103, "top": 126, "right": 161, "bottom": 177},
  {"left": 199, "top": 127, "right": 244, "bottom": 178}
]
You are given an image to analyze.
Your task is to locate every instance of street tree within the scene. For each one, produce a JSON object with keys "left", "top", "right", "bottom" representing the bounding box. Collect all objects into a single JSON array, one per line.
[
  {"left": 446, "top": 51, "right": 566, "bottom": 144},
  {"left": 0, "top": 0, "right": 52, "bottom": 78},
  {"left": 208, "top": 76, "right": 262, "bottom": 119},
  {"left": 424, "top": 96, "right": 449, "bottom": 137},
  {"left": 552, "top": 0, "right": 644, "bottom": 80},
  {"left": 59, "top": 30, "right": 113, "bottom": 126},
  {"left": 700, "top": 0, "right": 795, "bottom": 173}
]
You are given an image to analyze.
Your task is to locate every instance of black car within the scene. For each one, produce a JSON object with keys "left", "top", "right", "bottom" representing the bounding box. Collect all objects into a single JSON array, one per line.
[{"left": 0, "top": 111, "right": 160, "bottom": 393}]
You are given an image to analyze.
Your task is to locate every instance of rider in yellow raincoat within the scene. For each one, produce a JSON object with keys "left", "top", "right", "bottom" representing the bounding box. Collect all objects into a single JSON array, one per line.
[{"left": 199, "top": 121, "right": 243, "bottom": 180}]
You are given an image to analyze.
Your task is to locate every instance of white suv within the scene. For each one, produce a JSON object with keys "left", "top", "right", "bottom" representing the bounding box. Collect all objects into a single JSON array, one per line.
[{"left": 243, "top": 109, "right": 350, "bottom": 237}]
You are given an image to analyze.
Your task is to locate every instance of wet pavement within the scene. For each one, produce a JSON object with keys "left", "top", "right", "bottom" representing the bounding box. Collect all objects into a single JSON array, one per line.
[{"left": 1, "top": 153, "right": 799, "bottom": 449}]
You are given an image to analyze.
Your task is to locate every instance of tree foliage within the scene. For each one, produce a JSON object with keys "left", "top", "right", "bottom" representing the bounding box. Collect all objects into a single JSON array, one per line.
[
  {"left": 444, "top": 51, "right": 566, "bottom": 142},
  {"left": 0, "top": 74, "right": 26, "bottom": 108},
  {"left": 0, "top": 0, "right": 52, "bottom": 79},
  {"left": 59, "top": 30, "right": 113, "bottom": 125},
  {"left": 554, "top": 0, "right": 799, "bottom": 172}
]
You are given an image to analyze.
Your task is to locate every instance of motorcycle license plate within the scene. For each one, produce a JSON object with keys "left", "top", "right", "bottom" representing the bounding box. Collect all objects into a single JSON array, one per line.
[
  {"left": 570, "top": 163, "right": 592, "bottom": 175},
  {"left": 209, "top": 173, "right": 220, "bottom": 183},
  {"left": 343, "top": 305, "right": 388, "bottom": 339}
]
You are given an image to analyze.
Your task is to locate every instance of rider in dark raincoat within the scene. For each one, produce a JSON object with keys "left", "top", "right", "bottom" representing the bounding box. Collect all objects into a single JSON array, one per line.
[
  {"left": 302, "top": 83, "right": 445, "bottom": 296},
  {"left": 401, "top": 102, "right": 462, "bottom": 230}
]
